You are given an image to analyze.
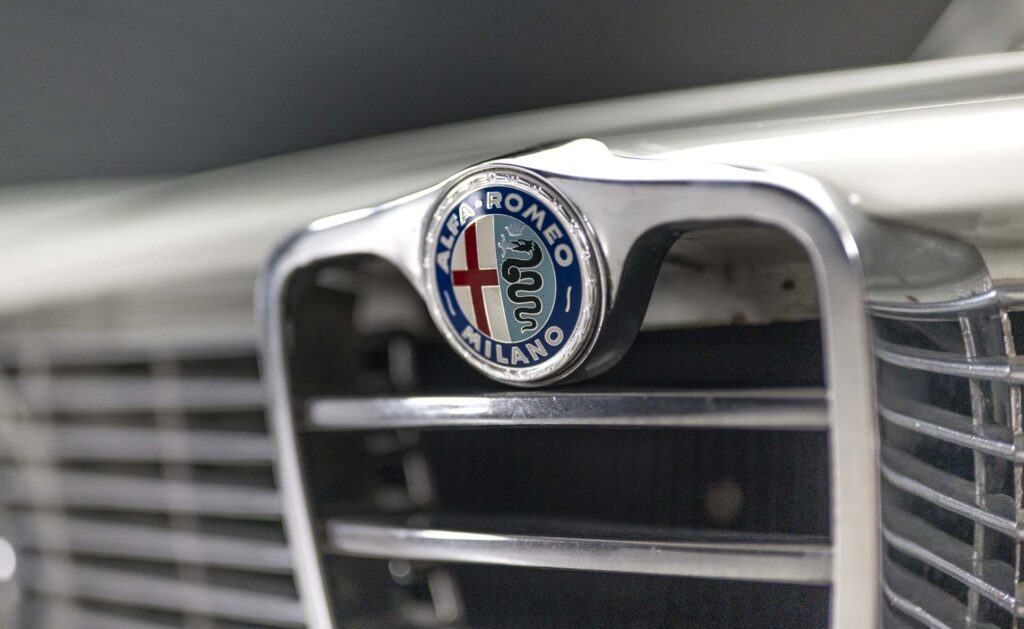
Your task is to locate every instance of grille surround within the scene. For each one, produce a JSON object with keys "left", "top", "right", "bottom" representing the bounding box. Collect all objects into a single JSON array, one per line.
[{"left": 261, "top": 140, "right": 889, "bottom": 627}]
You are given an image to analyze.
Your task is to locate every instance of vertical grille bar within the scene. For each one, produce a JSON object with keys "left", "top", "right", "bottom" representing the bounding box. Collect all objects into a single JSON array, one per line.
[
  {"left": 961, "top": 316, "right": 993, "bottom": 623},
  {"left": 1000, "top": 311, "right": 1024, "bottom": 628}
]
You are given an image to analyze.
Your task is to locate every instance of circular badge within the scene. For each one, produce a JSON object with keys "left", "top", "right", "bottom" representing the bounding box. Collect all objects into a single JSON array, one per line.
[{"left": 423, "top": 169, "right": 601, "bottom": 385}]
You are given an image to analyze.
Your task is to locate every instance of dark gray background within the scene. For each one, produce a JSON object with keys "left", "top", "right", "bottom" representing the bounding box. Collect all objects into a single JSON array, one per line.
[{"left": 0, "top": 1, "right": 949, "bottom": 184}]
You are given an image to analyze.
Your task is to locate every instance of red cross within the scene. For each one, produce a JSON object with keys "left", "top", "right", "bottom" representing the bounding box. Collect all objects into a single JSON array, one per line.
[{"left": 452, "top": 222, "right": 499, "bottom": 336}]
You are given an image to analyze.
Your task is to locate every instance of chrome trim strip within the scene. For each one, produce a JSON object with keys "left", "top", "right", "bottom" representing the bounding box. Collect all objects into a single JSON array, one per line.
[
  {"left": 874, "top": 338, "right": 1024, "bottom": 383},
  {"left": 868, "top": 291, "right": 999, "bottom": 319},
  {"left": 868, "top": 284, "right": 1024, "bottom": 320},
  {"left": 878, "top": 398, "right": 1015, "bottom": 461},
  {"left": 325, "top": 520, "right": 832, "bottom": 585},
  {"left": 306, "top": 390, "right": 828, "bottom": 431},
  {"left": 880, "top": 446, "right": 1017, "bottom": 538}
]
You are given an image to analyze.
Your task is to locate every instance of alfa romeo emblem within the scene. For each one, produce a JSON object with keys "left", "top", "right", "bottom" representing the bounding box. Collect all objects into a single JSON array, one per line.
[{"left": 424, "top": 169, "right": 602, "bottom": 385}]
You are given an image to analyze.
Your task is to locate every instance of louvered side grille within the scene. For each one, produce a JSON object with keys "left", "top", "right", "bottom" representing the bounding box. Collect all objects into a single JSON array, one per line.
[
  {"left": 0, "top": 335, "right": 303, "bottom": 628},
  {"left": 872, "top": 294, "right": 1023, "bottom": 628}
]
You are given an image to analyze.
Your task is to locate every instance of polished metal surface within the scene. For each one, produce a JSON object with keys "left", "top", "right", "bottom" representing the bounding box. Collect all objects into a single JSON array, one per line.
[
  {"left": 878, "top": 398, "right": 1016, "bottom": 461},
  {"left": 875, "top": 338, "right": 1024, "bottom": 384},
  {"left": 261, "top": 139, "right": 881, "bottom": 627},
  {"left": 868, "top": 290, "right": 1002, "bottom": 319},
  {"left": 325, "top": 520, "right": 832, "bottom": 585},
  {"left": 307, "top": 390, "right": 828, "bottom": 431},
  {"left": 871, "top": 288, "right": 1024, "bottom": 624}
]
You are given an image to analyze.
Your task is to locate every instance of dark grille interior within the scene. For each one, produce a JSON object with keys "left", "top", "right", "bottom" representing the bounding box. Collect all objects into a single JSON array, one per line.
[
  {"left": 306, "top": 426, "right": 829, "bottom": 537},
  {"left": 327, "top": 557, "right": 830, "bottom": 629}
]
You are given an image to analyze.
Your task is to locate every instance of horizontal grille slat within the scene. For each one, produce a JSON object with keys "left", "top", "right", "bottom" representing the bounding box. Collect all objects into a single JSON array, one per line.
[
  {"left": 22, "top": 425, "right": 273, "bottom": 464},
  {"left": 878, "top": 397, "right": 1015, "bottom": 461},
  {"left": 33, "top": 601, "right": 181, "bottom": 629},
  {"left": 15, "top": 513, "right": 292, "bottom": 573},
  {"left": 880, "top": 445, "right": 1017, "bottom": 537},
  {"left": 882, "top": 506, "right": 1016, "bottom": 613},
  {"left": 2, "top": 333, "right": 258, "bottom": 368},
  {"left": 23, "top": 557, "right": 304, "bottom": 627},
  {"left": 868, "top": 293, "right": 1000, "bottom": 320},
  {"left": 882, "top": 556, "right": 985, "bottom": 629},
  {"left": 874, "top": 338, "right": 1024, "bottom": 383},
  {"left": 307, "top": 389, "right": 828, "bottom": 431},
  {"left": 324, "top": 519, "right": 832, "bottom": 585},
  {"left": 14, "top": 375, "right": 265, "bottom": 412},
  {"left": 3, "top": 469, "right": 281, "bottom": 518}
]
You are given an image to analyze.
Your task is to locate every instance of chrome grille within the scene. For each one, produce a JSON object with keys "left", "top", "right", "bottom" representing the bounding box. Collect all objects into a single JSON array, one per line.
[
  {"left": 311, "top": 390, "right": 834, "bottom": 586},
  {"left": 0, "top": 333, "right": 303, "bottom": 628},
  {"left": 300, "top": 343, "right": 834, "bottom": 626},
  {"left": 261, "top": 145, "right": 888, "bottom": 627},
  {"left": 872, "top": 293, "right": 1022, "bottom": 628},
  {"left": 274, "top": 255, "right": 834, "bottom": 626}
]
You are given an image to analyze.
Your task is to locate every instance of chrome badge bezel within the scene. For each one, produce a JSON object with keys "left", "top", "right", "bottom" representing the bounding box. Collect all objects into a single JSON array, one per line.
[{"left": 422, "top": 167, "right": 604, "bottom": 386}]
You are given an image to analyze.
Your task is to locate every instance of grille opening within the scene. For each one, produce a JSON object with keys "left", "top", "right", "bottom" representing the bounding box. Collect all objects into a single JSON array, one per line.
[
  {"left": 284, "top": 226, "right": 824, "bottom": 399},
  {"left": 882, "top": 419, "right": 976, "bottom": 486},
  {"left": 326, "top": 556, "right": 829, "bottom": 629},
  {"left": 304, "top": 427, "right": 829, "bottom": 537},
  {"left": 1008, "top": 310, "right": 1024, "bottom": 356},
  {"left": 286, "top": 225, "right": 830, "bottom": 625},
  {"left": 334, "top": 321, "right": 823, "bottom": 396},
  {"left": 43, "top": 409, "right": 269, "bottom": 432},
  {"left": 886, "top": 545, "right": 969, "bottom": 605},
  {"left": 877, "top": 361, "right": 973, "bottom": 422},
  {"left": 873, "top": 317, "right": 967, "bottom": 354}
]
